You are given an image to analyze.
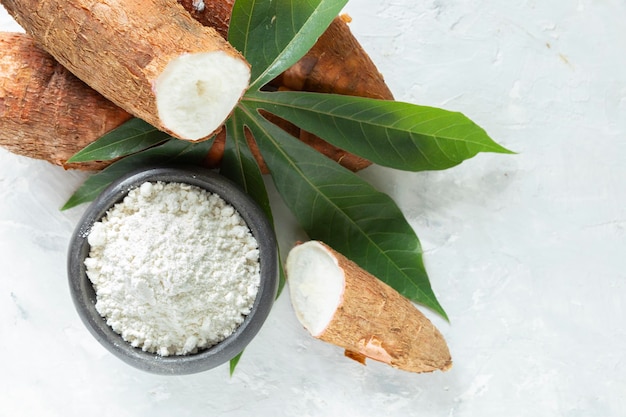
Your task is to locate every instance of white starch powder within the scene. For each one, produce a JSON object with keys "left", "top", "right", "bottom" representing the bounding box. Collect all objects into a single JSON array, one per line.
[{"left": 84, "top": 181, "right": 260, "bottom": 356}]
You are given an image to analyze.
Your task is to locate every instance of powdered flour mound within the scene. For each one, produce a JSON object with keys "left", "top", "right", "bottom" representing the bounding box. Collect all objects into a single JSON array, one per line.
[{"left": 84, "top": 181, "right": 260, "bottom": 356}]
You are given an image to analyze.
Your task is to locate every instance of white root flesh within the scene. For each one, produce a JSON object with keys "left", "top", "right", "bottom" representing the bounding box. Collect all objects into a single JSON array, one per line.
[
  {"left": 286, "top": 241, "right": 345, "bottom": 337},
  {"left": 155, "top": 51, "right": 250, "bottom": 141}
]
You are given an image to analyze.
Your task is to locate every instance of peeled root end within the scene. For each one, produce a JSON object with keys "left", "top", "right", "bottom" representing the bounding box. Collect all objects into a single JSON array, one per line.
[
  {"left": 286, "top": 241, "right": 344, "bottom": 337},
  {"left": 155, "top": 51, "right": 250, "bottom": 141}
]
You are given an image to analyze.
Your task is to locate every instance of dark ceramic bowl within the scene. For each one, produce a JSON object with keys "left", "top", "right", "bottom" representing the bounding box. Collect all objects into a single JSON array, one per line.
[{"left": 67, "top": 166, "right": 278, "bottom": 375}]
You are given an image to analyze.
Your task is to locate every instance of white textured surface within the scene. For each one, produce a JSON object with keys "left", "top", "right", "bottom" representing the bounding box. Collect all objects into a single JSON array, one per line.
[{"left": 1, "top": 2, "right": 625, "bottom": 416}]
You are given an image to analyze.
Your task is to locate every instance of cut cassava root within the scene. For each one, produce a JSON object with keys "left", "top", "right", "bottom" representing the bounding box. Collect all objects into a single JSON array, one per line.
[
  {"left": 286, "top": 241, "right": 452, "bottom": 374},
  {"left": 1, "top": 0, "right": 250, "bottom": 142}
]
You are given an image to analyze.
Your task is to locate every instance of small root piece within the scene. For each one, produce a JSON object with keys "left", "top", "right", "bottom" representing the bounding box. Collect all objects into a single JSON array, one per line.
[{"left": 286, "top": 241, "right": 452, "bottom": 374}]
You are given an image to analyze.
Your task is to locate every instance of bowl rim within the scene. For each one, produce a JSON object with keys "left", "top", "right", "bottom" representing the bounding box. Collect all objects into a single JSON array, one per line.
[{"left": 67, "top": 165, "right": 278, "bottom": 375}]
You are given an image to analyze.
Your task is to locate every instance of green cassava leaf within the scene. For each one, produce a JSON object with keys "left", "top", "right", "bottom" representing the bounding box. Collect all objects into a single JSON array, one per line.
[
  {"left": 221, "top": 116, "right": 273, "bottom": 220},
  {"left": 220, "top": 115, "right": 287, "bottom": 374},
  {"left": 228, "top": 0, "right": 348, "bottom": 90},
  {"left": 61, "top": 138, "right": 213, "bottom": 210},
  {"left": 221, "top": 115, "right": 286, "bottom": 298},
  {"left": 245, "top": 90, "right": 513, "bottom": 171},
  {"left": 229, "top": 351, "right": 243, "bottom": 376},
  {"left": 66, "top": 118, "right": 171, "bottom": 163},
  {"left": 238, "top": 103, "right": 448, "bottom": 319}
]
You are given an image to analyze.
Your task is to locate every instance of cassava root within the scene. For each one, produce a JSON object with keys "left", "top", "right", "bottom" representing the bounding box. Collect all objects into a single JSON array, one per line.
[
  {"left": 286, "top": 241, "right": 452, "bottom": 374},
  {"left": 1, "top": 1, "right": 393, "bottom": 171},
  {"left": 1, "top": 0, "right": 251, "bottom": 142},
  {"left": 0, "top": 32, "right": 131, "bottom": 170}
]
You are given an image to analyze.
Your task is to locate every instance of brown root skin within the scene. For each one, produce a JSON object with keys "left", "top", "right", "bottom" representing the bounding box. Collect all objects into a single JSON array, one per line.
[
  {"left": 344, "top": 349, "right": 367, "bottom": 365},
  {"left": 2, "top": 0, "right": 250, "bottom": 142},
  {"left": 0, "top": 32, "right": 131, "bottom": 170},
  {"left": 177, "top": 0, "right": 234, "bottom": 39},
  {"left": 299, "top": 129, "right": 373, "bottom": 172},
  {"left": 287, "top": 241, "right": 452, "bottom": 374},
  {"left": 271, "top": 15, "right": 394, "bottom": 101}
]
